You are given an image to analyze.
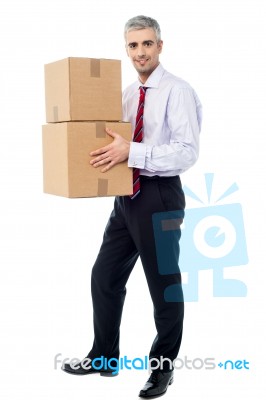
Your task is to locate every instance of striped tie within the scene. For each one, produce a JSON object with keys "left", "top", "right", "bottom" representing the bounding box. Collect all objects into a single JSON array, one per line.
[{"left": 131, "top": 86, "right": 148, "bottom": 199}]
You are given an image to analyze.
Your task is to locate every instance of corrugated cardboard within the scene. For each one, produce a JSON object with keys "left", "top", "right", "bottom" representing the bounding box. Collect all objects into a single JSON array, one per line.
[
  {"left": 45, "top": 57, "right": 122, "bottom": 122},
  {"left": 42, "top": 122, "right": 133, "bottom": 198}
]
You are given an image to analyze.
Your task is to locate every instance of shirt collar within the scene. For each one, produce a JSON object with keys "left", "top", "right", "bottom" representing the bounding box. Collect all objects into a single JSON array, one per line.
[{"left": 137, "top": 63, "right": 165, "bottom": 89}]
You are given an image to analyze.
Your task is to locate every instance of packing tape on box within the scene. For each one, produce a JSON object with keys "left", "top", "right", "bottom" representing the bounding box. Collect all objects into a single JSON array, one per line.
[
  {"left": 95, "top": 122, "right": 108, "bottom": 196},
  {"left": 95, "top": 122, "right": 107, "bottom": 138},
  {"left": 90, "top": 59, "right": 100, "bottom": 78},
  {"left": 97, "top": 179, "right": 108, "bottom": 196},
  {"left": 53, "top": 106, "right": 59, "bottom": 122}
]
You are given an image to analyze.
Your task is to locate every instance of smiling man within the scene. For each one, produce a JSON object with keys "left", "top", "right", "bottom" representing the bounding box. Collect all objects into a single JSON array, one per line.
[{"left": 62, "top": 15, "right": 202, "bottom": 398}]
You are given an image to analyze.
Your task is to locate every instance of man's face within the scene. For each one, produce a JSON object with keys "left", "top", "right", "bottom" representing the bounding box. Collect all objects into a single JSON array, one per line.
[{"left": 125, "top": 28, "right": 163, "bottom": 82}]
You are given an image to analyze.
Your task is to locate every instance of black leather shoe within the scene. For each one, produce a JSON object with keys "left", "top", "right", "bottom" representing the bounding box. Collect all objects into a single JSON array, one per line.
[
  {"left": 139, "top": 370, "right": 174, "bottom": 398},
  {"left": 61, "top": 357, "right": 117, "bottom": 377}
]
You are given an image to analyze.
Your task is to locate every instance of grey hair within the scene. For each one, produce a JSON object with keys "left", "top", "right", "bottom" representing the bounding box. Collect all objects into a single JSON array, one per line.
[{"left": 124, "top": 15, "right": 161, "bottom": 42}]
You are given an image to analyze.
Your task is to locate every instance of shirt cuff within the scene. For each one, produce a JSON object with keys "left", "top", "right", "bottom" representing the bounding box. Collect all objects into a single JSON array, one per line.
[{"left": 128, "top": 142, "right": 147, "bottom": 169}]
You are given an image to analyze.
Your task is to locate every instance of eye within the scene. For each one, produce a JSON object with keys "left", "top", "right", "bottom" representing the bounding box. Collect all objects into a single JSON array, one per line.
[{"left": 128, "top": 43, "right": 137, "bottom": 49}]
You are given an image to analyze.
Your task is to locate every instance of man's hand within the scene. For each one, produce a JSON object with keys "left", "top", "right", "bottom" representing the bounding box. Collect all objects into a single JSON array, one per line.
[{"left": 90, "top": 128, "right": 130, "bottom": 172}]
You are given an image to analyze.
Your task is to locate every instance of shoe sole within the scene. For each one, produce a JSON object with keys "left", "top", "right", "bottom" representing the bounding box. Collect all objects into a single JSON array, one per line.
[
  {"left": 61, "top": 367, "right": 118, "bottom": 377},
  {"left": 139, "top": 377, "right": 174, "bottom": 398}
]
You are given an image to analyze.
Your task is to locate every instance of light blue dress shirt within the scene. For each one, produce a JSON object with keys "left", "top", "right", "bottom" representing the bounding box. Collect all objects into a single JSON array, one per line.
[{"left": 122, "top": 63, "right": 202, "bottom": 177}]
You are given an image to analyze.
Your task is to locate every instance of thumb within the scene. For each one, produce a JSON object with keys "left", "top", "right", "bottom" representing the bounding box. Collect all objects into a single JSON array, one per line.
[{"left": 105, "top": 127, "right": 117, "bottom": 138}]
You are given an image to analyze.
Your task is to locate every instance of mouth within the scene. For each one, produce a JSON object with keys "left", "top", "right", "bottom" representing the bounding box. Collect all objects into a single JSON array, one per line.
[{"left": 135, "top": 59, "right": 149, "bottom": 66}]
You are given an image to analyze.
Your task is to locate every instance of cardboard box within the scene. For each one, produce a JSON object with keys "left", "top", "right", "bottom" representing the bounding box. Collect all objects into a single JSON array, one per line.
[
  {"left": 42, "top": 121, "right": 133, "bottom": 198},
  {"left": 44, "top": 57, "right": 122, "bottom": 122}
]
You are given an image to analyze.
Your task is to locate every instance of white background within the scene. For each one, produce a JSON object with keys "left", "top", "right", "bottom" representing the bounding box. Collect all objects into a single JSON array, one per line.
[{"left": 0, "top": 0, "right": 265, "bottom": 399}]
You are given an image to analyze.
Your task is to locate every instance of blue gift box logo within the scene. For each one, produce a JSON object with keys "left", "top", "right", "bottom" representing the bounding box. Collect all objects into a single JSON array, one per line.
[{"left": 152, "top": 173, "right": 249, "bottom": 302}]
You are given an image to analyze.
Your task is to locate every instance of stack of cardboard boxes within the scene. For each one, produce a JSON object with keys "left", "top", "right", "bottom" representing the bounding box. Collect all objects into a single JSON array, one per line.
[{"left": 42, "top": 57, "right": 133, "bottom": 198}]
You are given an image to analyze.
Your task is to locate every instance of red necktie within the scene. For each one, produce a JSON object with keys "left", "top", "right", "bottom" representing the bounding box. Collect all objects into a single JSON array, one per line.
[{"left": 131, "top": 86, "right": 148, "bottom": 199}]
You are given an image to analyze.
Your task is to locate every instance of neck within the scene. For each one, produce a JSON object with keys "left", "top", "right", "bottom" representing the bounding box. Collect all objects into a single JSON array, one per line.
[
  {"left": 138, "top": 62, "right": 160, "bottom": 84},
  {"left": 138, "top": 74, "right": 147, "bottom": 84}
]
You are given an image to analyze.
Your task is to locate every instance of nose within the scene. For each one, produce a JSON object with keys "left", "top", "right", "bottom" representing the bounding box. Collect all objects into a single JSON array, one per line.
[{"left": 137, "top": 45, "right": 146, "bottom": 58}]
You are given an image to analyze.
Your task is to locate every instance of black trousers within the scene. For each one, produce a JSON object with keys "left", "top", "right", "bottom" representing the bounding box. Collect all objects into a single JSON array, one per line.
[{"left": 88, "top": 175, "right": 185, "bottom": 367}]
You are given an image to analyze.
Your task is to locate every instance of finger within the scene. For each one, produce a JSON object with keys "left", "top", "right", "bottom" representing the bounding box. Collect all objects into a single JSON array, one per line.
[
  {"left": 105, "top": 128, "right": 117, "bottom": 138},
  {"left": 91, "top": 157, "right": 111, "bottom": 168},
  {"left": 101, "top": 160, "right": 115, "bottom": 173},
  {"left": 90, "top": 152, "right": 110, "bottom": 165},
  {"left": 90, "top": 145, "right": 109, "bottom": 156}
]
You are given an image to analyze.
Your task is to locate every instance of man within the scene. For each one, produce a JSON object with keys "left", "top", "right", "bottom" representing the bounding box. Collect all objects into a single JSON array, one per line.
[{"left": 62, "top": 15, "right": 202, "bottom": 398}]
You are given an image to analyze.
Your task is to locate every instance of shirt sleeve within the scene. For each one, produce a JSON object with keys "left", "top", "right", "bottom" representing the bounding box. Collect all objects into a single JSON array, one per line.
[{"left": 128, "top": 86, "right": 202, "bottom": 173}]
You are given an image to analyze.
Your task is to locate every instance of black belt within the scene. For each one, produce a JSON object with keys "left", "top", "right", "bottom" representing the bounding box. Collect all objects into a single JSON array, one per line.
[{"left": 140, "top": 175, "right": 178, "bottom": 181}]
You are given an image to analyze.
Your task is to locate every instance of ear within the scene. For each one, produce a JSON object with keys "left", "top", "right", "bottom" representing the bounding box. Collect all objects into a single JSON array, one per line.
[
  {"left": 125, "top": 43, "right": 129, "bottom": 57},
  {"left": 157, "top": 40, "right": 163, "bottom": 54}
]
